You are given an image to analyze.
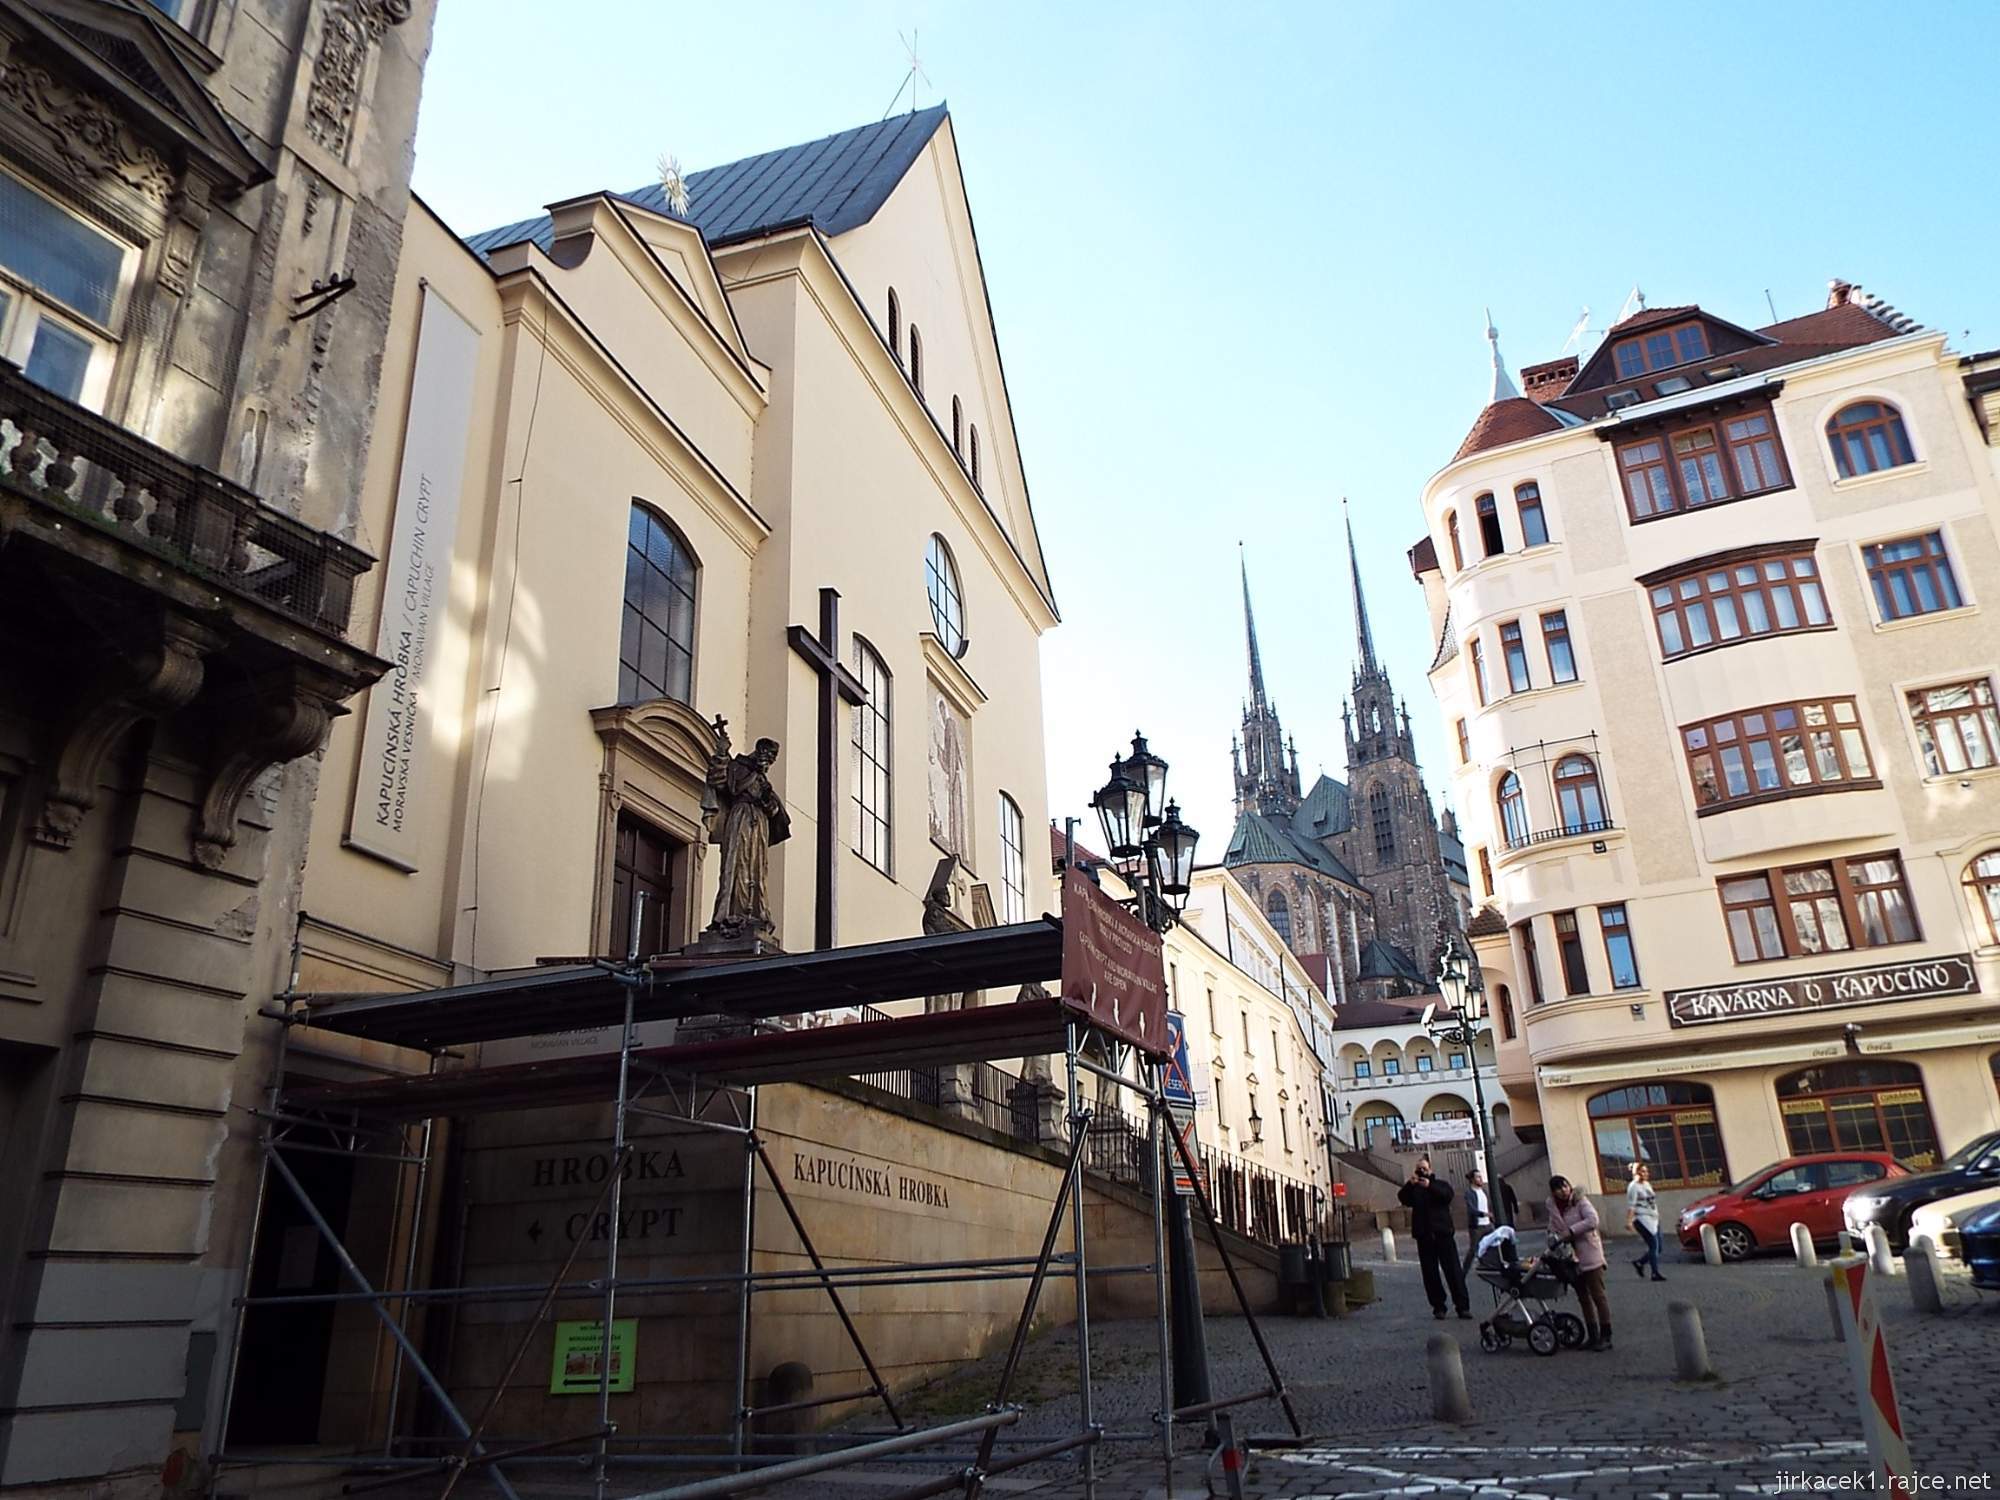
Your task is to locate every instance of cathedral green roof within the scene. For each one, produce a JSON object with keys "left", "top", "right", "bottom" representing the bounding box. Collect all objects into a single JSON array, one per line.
[
  {"left": 1357, "top": 938, "right": 1429, "bottom": 987},
  {"left": 1223, "top": 810, "right": 1364, "bottom": 888},
  {"left": 1296, "top": 774, "right": 1351, "bottom": 837}
]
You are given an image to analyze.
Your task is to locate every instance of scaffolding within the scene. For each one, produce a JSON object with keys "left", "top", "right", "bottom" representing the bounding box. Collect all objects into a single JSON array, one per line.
[{"left": 209, "top": 919, "right": 1302, "bottom": 1500}]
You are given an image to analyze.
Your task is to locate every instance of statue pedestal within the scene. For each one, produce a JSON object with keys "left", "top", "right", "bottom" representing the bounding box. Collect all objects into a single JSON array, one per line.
[
  {"left": 683, "top": 927, "right": 784, "bottom": 960},
  {"left": 1009, "top": 1076, "right": 1066, "bottom": 1144}
]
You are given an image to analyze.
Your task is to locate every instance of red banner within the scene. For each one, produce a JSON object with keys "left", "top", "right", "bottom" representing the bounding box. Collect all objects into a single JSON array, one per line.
[{"left": 1059, "top": 867, "right": 1168, "bottom": 1055}]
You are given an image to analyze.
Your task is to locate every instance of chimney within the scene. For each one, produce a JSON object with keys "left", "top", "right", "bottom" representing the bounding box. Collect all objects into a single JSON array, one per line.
[
  {"left": 1520, "top": 356, "right": 1579, "bottom": 403},
  {"left": 1827, "top": 279, "right": 1854, "bottom": 308}
]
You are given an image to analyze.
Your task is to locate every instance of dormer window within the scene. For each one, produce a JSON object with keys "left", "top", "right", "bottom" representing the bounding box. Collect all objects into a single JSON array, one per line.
[
  {"left": 1612, "top": 321, "right": 1709, "bottom": 379},
  {"left": 1605, "top": 389, "right": 1643, "bottom": 410},
  {"left": 1655, "top": 375, "right": 1693, "bottom": 396}
]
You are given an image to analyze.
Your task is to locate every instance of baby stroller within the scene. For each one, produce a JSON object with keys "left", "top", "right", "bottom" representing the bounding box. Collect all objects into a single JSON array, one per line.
[{"left": 1474, "top": 1236, "right": 1588, "bottom": 1356}]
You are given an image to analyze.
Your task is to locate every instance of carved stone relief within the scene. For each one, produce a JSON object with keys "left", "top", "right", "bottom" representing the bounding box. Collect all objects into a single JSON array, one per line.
[
  {"left": 0, "top": 62, "right": 175, "bottom": 203},
  {"left": 304, "top": 0, "right": 413, "bottom": 158}
]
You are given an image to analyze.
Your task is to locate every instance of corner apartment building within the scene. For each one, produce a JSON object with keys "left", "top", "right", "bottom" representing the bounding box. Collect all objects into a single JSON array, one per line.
[{"left": 1410, "top": 285, "right": 2000, "bottom": 1226}]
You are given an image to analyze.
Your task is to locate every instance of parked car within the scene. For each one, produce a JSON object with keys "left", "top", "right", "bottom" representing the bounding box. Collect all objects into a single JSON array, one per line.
[
  {"left": 1677, "top": 1153, "right": 1907, "bottom": 1261},
  {"left": 1842, "top": 1130, "right": 2000, "bottom": 1252},
  {"left": 1960, "top": 1200, "right": 2000, "bottom": 1291}
]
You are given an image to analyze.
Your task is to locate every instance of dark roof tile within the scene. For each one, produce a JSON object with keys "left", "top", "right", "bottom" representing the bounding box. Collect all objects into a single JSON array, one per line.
[{"left": 1453, "top": 397, "right": 1564, "bottom": 461}]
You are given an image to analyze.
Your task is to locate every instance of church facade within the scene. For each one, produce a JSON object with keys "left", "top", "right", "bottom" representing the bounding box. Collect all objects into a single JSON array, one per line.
[{"left": 1224, "top": 523, "right": 1468, "bottom": 1005}]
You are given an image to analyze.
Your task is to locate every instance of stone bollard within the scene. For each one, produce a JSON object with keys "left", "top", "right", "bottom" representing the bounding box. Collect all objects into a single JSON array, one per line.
[
  {"left": 1668, "top": 1300, "right": 1713, "bottom": 1381},
  {"left": 1699, "top": 1222, "right": 1722, "bottom": 1266},
  {"left": 1822, "top": 1267, "right": 1846, "bottom": 1341},
  {"left": 763, "top": 1361, "right": 815, "bottom": 1454},
  {"left": 1906, "top": 1241, "right": 1944, "bottom": 1315},
  {"left": 1426, "top": 1333, "right": 1471, "bottom": 1423},
  {"left": 1380, "top": 1226, "right": 1398, "bottom": 1263},
  {"left": 1864, "top": 1224, "right": 1897, "bottom": 1277},
  {"left": 1790, "top": 1222, "right": 1817, "bottom": 1267}
]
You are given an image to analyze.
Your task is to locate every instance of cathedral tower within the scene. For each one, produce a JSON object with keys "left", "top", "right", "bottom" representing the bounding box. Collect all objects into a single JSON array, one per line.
[{"left": 1234, "top": 549, "right": 1301, "bottom": 817}]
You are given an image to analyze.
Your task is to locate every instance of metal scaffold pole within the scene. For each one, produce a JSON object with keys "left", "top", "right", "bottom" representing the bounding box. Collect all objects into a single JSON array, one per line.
[{"left": 1065, "top": 1021, "right": 1097, "bottom": 1499}]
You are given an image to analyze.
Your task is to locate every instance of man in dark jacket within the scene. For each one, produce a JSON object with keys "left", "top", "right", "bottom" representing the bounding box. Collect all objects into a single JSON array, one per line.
[{"left": 1397, "top": 1156, "right": 1470, "bottom": 1319}]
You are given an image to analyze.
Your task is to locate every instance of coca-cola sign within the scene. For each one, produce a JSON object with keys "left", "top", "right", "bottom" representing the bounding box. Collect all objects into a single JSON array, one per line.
[{"left": 1665, "top": 953, "right": 1978, "bottom": 1029}]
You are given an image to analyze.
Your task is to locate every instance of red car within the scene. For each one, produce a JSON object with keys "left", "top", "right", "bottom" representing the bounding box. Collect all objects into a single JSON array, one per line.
[{"left": 1675, "top": 1153, "right": 1908, "bottom": 1261}]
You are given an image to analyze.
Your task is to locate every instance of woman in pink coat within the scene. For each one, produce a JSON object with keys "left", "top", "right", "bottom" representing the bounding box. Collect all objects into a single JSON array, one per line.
[{"left": 1547, "top": 1175, "right": 1612, "bottom": 1351}]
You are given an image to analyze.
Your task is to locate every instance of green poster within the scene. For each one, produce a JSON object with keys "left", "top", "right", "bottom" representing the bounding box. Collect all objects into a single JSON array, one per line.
[{"left": 549, "top": 1319, "right": 636, "bottom": 1395}]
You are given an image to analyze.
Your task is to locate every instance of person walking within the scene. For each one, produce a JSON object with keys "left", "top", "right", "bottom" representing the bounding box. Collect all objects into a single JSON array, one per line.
[
  {"left": 1626, "top": 1162, "right": 1666, "bottom": 1281},
  {"left": 1547, "top": 1174, "right": 1612, "bottom": 1350},
  {"left": 1397, "top": 1156, "right": 1470, "bottom": 1320},
  {"left": 1461, "top": 1168, "right": 1494, "bottom": 1275}
]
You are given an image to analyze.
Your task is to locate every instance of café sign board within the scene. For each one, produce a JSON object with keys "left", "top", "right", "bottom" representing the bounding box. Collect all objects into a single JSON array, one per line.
[
  {"left": 1060, "top": 868, "right": 1168, "bottom": 1055},
  {"left": 1666, "top": 953, "right": 1977, "bottom": 1029}
]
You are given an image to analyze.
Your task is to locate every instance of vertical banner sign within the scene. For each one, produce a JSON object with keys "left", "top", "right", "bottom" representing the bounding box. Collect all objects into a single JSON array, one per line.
[
  {"left": 345, "top": 285, "right": 481, "bottom": 870},
  {"left": 1162, "top": 1012, "right": 1197, "bottom": 1118},
  {"left": 1059, "top": 868, "right": 1168, "bottom": 1055},
  {"left": 1828, "top": 1256, "right": 1916, "bottom": 1491}
]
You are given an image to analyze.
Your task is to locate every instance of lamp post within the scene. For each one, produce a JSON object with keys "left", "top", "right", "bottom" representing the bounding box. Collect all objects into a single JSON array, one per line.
[
  {"left": 1089, "top": 732, "right": 1210, "bottom": 1422},
  {"left": 1425, "top": 939, "right": 1501, "bottom": 1224}
]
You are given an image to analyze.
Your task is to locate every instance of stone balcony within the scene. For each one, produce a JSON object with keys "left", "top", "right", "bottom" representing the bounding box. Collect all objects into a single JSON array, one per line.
[{"left": 0, "top": 362, "right": 386, "bottom": 867}]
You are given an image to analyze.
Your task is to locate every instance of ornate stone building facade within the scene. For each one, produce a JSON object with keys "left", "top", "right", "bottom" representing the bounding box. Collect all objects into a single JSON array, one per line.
[
  {"left": 1224, "top": 521, "right": 1467, "bottom": 1005},
  {"left": 0, "top": 1, "right": 434, "bottom": 1491}
]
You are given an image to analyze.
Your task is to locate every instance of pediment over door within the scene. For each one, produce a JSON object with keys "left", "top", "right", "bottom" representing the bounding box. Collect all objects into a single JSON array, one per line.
[{"left": 590, "top": 698, "right": 722, "bottom": 954}]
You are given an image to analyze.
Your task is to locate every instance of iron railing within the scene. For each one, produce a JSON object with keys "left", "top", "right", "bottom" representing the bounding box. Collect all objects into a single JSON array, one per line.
[
  {"left": 1503, "top": 818, "right": 1616, "bottom": 853},
  {"left": 0, "top": 362, "right": 374, "bottom": 635}
]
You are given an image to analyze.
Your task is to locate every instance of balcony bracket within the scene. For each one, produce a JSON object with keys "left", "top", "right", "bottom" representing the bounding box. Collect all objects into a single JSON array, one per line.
[
  {"left": 191, "top": 668, "right": 348, "bottom": 869},
  {"left": 32, "top": 610, "right": 221, "bottom": 850}
]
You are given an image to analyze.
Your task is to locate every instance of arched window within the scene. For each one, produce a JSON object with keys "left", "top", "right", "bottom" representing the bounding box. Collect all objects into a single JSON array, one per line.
[
  {"left": 887, "top": 287, "right": 901, "bottom": 365},
  {"left": 1476, "top": 492, "right": 1503, "bottom": 557},
  {"left": 1586, "top": 1081, "right": 1727, "bottom": 1191},
  {"left": 1554, "top": 755, "right": 1605, "bottom": 833},
  {"left": 1444, "top": 510, "right": 1462, "bottom": 570},
  {"left": 850, "top": 639, "right": 891, "bottom": 873},
  {"left": 1352, "top": 1102, "right": 1406, "bottom": 1145},
  {"left": 620, "top": 503, "right": 696, "bottom": 704},
  {"left": 1966, "top": 850, "right": 2000, "bottom": 944},
  {"left": 924, "top": 534, "right": 965, "bottom": 657},
  {"left": 1515, "top": 482, "right": 1548, "bottom": 547},
  {"left": 1776, "top": 1060, "right": 1939, "bottom": 1167},
  {"left": 1495, "top": 983, "right": 1516, "bottom": 1041},
  {"left": 909, "top": 324, "right": 924, "bottom": 395},
  {"left": 998, "top": 792, "right": 1026, "bottom": 923},
  {"left": 969, "top": 425, "right": 980, "bottom": 488},
  {"left": 1370, "top": 784, "right": 1394, "bottom": 858},
  {"left": 1496, "top": 772, "right": 1529, "bottom": 849},
  {"left": 1826, "top": 401, "right": 1915, "bottom": 478},
  {"left": 1265, "top": 888, "right": 1292, "bottom": 946},
  {"left": 951, "top": 395, "right": 963, "bottom": 455}
]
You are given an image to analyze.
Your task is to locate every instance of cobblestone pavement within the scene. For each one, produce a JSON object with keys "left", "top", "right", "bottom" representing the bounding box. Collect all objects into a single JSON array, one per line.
[{"left": 772, "top": 1244, "right": 2000, "bottom": 1499}]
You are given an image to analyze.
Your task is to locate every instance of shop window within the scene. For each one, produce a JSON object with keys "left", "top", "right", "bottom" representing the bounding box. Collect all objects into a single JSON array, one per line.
[
  {"left": 1680, "top": 696, "right": 1875, "bottom": 813},
  {"left": 1646, "top": 547, "right": 1830, "bottom": 660},
  {"left": 1907, "top": 679, "right": 2000, "bottom": 776},
  {"left": 1717, "top": 851, "right": 1919, "bottom": 964},
  {"left": 1826, "top": 401, "right": 1916, "bottom": 479},
  {"left": 1864, "top": 531, "right": 1961, "bottom": 622},
  {"left": 1516, "top": 482, "right": 1548, "bottom": 546},
  {"left": 1476, "top": 493, "right": 1503, "bottom": 556},
  {"left": 1776, "top": 1061, "right": 1940, "bottom": 1168},
  {"left": 1586, "top": 1081, "right": 1727, "bottom": 1192},
  {"left": 620, "top": 504, "right": 697, "bottom": 705}
]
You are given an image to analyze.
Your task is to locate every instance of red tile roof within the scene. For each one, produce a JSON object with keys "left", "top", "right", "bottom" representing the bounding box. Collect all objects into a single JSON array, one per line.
[
  {"left": 1466, "top": 906, "right": 1508, "bottom": 938},
  {"left": 1754, "top": 302, "right": 1899, "bottom": 351},
  {"left": 1606, "top": 304, "right": 1697, "bottom": 335},
  {"left": 1453, "top": 396, "right": 1564, "bottom": 461},
  {"left": 1408, "top": 534, "right": 1439, "bottom": 577}
]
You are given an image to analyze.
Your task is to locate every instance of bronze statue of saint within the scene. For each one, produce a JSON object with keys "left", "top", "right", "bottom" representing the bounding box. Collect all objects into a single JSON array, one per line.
[{"left": 707, "top": 737, "right": 789, "bottom": 937}]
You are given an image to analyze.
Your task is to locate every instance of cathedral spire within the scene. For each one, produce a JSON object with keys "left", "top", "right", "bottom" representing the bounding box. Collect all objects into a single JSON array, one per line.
[
  {"left": 1344, "top": 501, "right": 1378, "bottom": 676},
  {"left": 1486, "top": 307, "right": 1520, "bottom": 402},
  {"left": 1241, "top": 543, "right": 1267, "bottom": 708}
]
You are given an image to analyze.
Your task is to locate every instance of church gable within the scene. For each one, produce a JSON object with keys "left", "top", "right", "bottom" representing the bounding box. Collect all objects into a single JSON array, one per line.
[
  {"left": 611, "top": 201, "right": 762, "bottom": 377},
  {"left": 829, "top": 117, "right": 1053, "bottom": 606}
]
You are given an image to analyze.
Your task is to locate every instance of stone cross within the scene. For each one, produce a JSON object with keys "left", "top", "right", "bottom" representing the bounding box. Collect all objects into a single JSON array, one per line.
[{"left": 787, "top": 587, "right": 867, "bottom": 950}]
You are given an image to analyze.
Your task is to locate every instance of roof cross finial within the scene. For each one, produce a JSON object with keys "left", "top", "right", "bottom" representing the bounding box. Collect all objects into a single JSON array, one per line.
[{"left": 1485, "top": 307, "right": 1520, "bottom": 402}]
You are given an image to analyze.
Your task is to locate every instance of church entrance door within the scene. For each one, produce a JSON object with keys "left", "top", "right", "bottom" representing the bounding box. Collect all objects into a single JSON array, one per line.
[{"left": 610, "top": 813, "right": 680, "bottom": 961}]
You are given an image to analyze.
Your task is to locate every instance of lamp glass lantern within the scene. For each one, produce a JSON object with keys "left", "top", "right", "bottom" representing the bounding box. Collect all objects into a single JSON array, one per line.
[
  {"left": 1092, "top": 761, "right": 1147, "bottom": 859},
  {"left": 1154, "top": 801, "right": 1199, "bottom": 899},
  {"left": 1126, "top": 731, "right": 1168, "bottom": 825}
]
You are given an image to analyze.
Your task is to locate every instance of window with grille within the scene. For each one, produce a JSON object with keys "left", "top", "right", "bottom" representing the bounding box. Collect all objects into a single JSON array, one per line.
[
  {"left": 0, "top": 169, "right": 135, "bottom": 409},
  {"left": 1681, "top": 697, "right": 1875, "bottom": 812},
  {"left": 620, "top": 504, "right": 697, "bottom": 704},
  {"left": 1370, "top": 785, "right": 1394, "bottom": 858},
  {"left": 925, "top": 534, "right": 966, "bottom": 656},
  {"left": 1908, "top": 679, "right": 2000, "bottom": 776},
  {"left": 1647, "top": 547, "right": 1831, "bottom": 659},
  {"left": 851, "top": 640, "right": 892, "bottom": 873},
  {"left": 1864, "top": 531, "right": 1962, "bottom": 621}
]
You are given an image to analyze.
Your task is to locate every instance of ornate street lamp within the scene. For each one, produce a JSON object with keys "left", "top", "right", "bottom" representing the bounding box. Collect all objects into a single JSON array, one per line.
[
  {"left": 1090, "top": 732, "right": 1199, "bottom": 929},
  {"left": 1154, "top": 801, "right": 1200, "bottom": 899},
  {"left": 1425, "top": 936, "right": 1501, "bottom": 1223},
  {"left": 1092, "top": 759, "right": 1147, "bottom": 859},
  {"left": 1125, "top": 731, "right": 1169, "bottom": 827}
]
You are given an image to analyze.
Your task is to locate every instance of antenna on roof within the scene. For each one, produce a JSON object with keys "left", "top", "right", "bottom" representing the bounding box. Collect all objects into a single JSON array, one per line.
[
  {"left": 1558, "top": 306, "right": 1591, "bottom": 356},
  {"left": 1765, "top": 288, "right": 1778, "bottom": 322},
  {"left": 656, "top": 154, "right": 691, "bottom": 217},
  {"left": 1615, "top": 285, "right": 1645, "bottom": 323},
  {"left": 881, "top": 29, "right": 932, "bottom": 119}
]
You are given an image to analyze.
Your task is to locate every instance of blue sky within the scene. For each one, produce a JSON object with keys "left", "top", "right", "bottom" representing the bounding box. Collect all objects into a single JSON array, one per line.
[{"left": 412, "top": 0, "right": 2000, "bottom": 860}]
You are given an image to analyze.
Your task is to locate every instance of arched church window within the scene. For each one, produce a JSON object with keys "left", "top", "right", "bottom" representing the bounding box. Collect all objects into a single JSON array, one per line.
[
  {"left": 970, "top": 425, "right": 981, "bottom": 488},
  {"left": 909, "top": 324, "right": 924, "bottom": 395},
  {"left": 1370, "top": 785, "right": 1394, "bottom": 858},
  {"left": 620, "top": 502, "right": 697, "bottom": 705},
  {"left": 1266, "top": 889, "right": 1292, "bottom": 946},
  {"left": 925, "top": 534, "right": 966, "bottom": 658},
  {"left": 952, "top": 395, "right": 963, "bottom": 455},
  {"left": 851, "top": 639, "right": 892, "bottom": 873},
  {"left": 888, "top": 287, "right": 901, "bottom": 364}
]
